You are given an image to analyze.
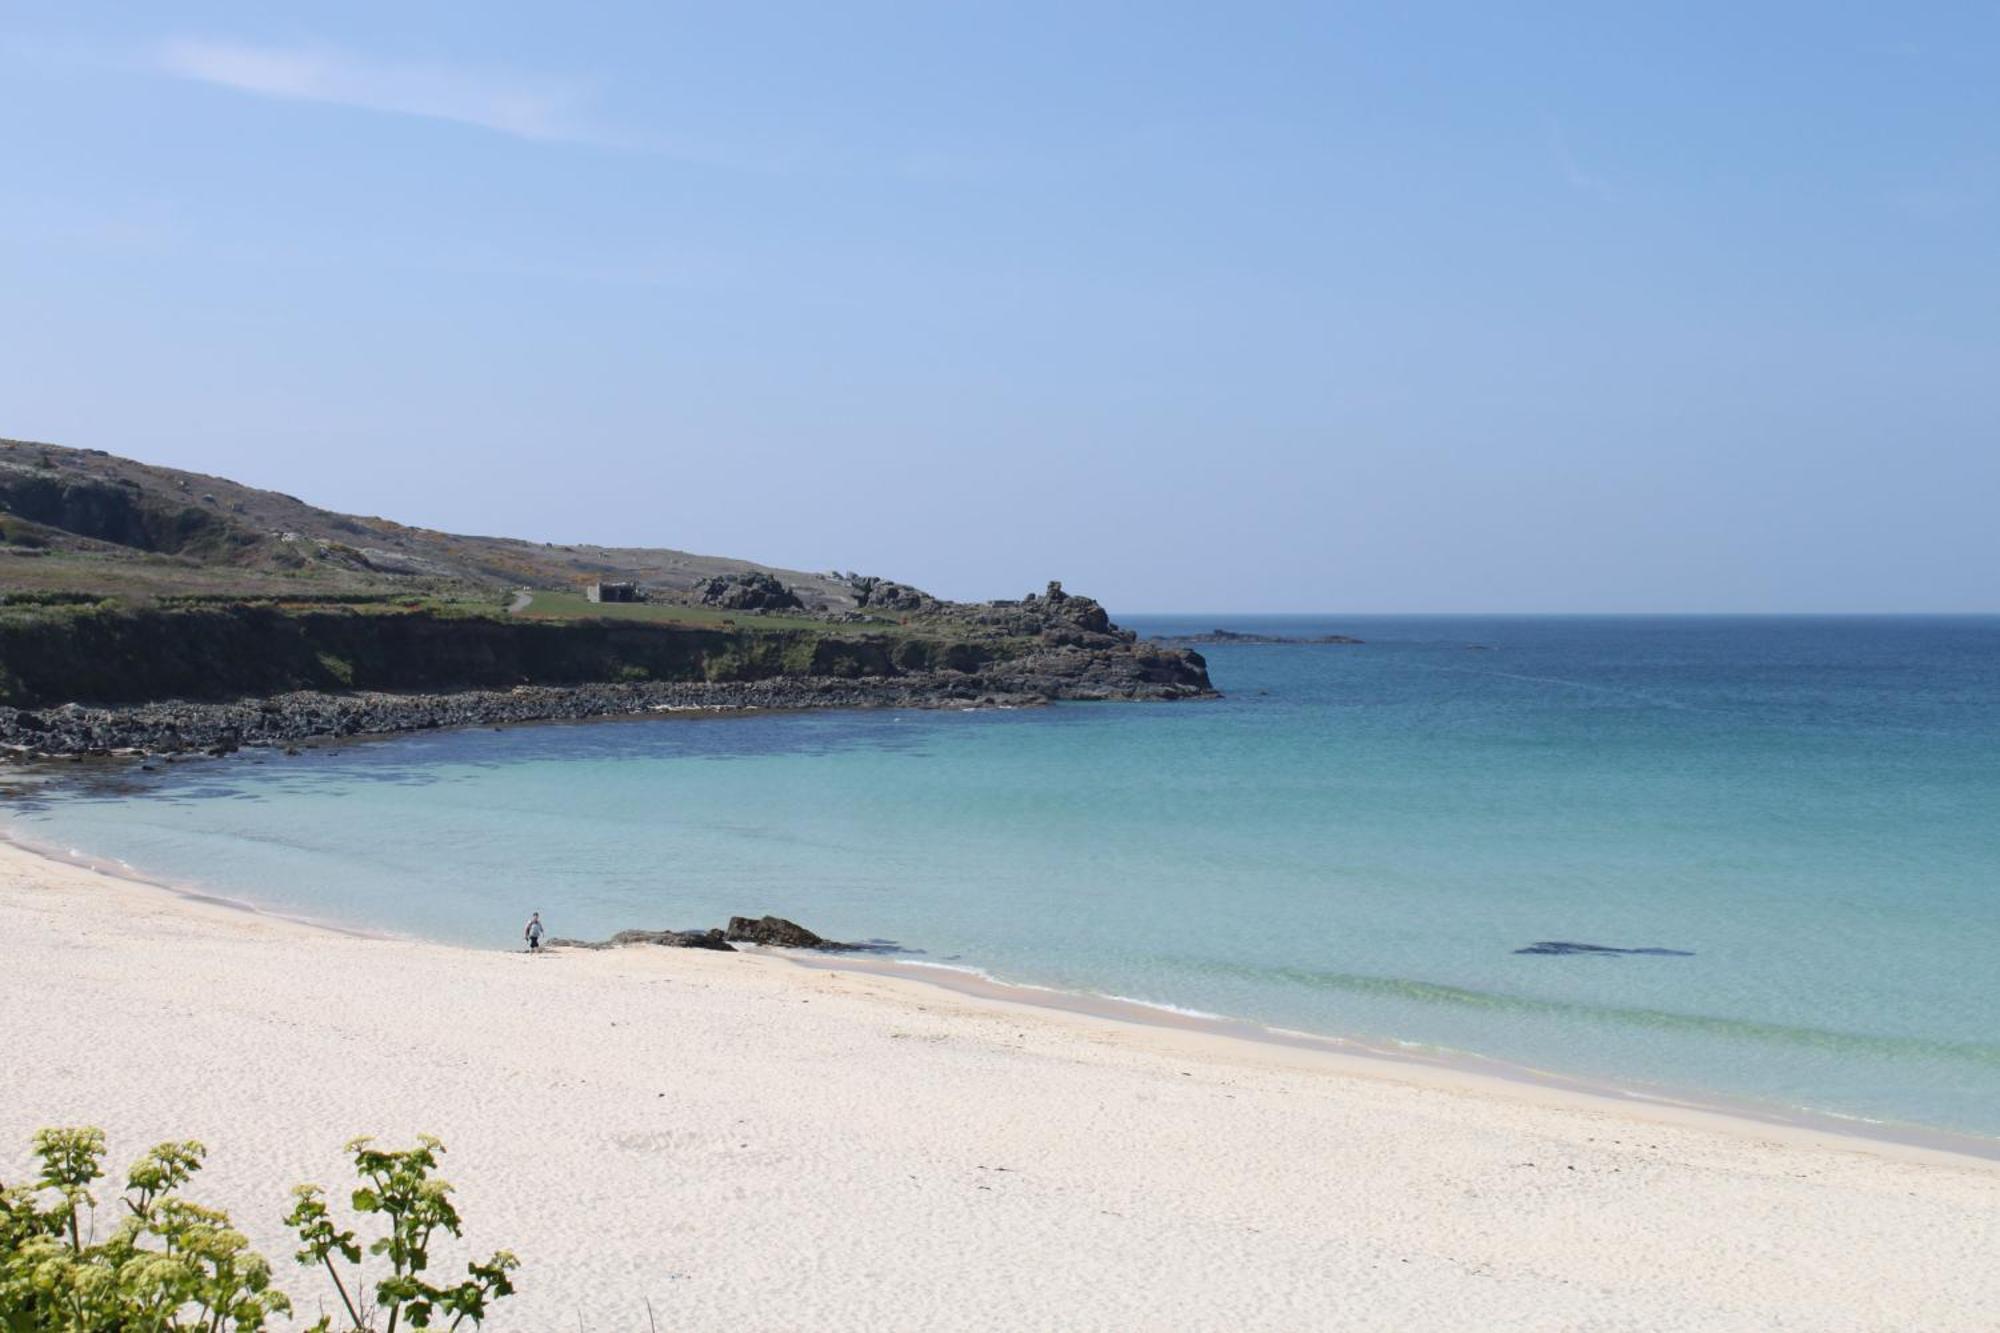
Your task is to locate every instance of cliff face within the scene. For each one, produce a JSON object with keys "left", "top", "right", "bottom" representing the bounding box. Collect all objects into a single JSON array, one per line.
[
  {"left": 0, "top": 604, "right": 1211, "bottom": 710},
  {"left": 0, "top": 606, "right": 923, "bottom": 706}
]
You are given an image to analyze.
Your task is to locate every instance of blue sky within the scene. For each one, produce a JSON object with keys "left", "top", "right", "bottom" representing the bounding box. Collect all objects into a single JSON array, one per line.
[{"left": 2, "top": 3, "right": 1994, "bottom": 611}]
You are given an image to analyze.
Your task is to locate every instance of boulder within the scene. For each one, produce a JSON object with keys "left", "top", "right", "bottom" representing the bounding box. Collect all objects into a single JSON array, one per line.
[
  {"left": 694, "top": 571, "right": 803, "bottom": 611},
  {"left": 725, "top": 915, "right": 835, "bottom": 948},
  {"left": 847, "top": 575, "right": 934, "bottom": 613},
  {"left": 608, "top": 928, "right": 737, "bottom": 951}
]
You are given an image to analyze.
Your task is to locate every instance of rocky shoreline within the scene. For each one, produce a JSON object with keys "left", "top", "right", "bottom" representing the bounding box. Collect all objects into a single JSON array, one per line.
[{"left": 0, "top": 650, "right": 1215, "bottom": 760}]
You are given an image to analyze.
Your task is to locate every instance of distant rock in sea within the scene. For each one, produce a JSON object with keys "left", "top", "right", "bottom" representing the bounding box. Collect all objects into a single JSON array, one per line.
[{"left": 1148, "top": 628, "right": 1364, "bottom": 646}]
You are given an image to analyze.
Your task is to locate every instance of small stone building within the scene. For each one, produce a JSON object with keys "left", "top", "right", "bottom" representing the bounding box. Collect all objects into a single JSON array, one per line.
[{"left": 584, "top": 580, "right": 639, "bottom": 604}]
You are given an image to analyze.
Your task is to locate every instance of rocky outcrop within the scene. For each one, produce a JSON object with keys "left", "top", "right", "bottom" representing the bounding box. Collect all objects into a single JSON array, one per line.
[
  {"left": 624, "top": 928, "right": 735, "bottom": 951},
  {"left": 544, "top": 928, "right": 735, "bottom": 951},
  {"left": 1021, "top": 580, "right": 1112, "bottom": 635},
  {"left": 945, "top": 582, "right": 1126, "bottom": 644},
  {"left": 724, "top": 915, "right": 846, "bottom": 949},
  {"left": 980, "top": 641, "right": 1210, "bottom": 701},
  {"left": 846, "top": 575, "right": 935, "bottom": 614},
  {"left": 694, "top": 571, "right": 803, "bottom": 611},
  {"left": 544, "top": 917, "right": 855, "bottom": 952}
]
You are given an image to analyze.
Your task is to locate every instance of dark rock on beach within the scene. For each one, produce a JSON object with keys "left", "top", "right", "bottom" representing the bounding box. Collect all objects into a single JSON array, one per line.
[
  {"left": 622, "top": 927, "right": 736, "bottom": 951},
  {"left": 545, "top": 928, "right": 736, "bottom": 951},
  {"left": 725, "top": 915, "right": 847, "bottom": 949},
  {"left": 545, "top": 916, "right": 857, "bottom": 953}
]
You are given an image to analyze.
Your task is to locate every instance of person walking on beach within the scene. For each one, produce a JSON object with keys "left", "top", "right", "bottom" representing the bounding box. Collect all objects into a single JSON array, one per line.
[{"left": 524, "top": 912, "right": 545, "bottom": 953}]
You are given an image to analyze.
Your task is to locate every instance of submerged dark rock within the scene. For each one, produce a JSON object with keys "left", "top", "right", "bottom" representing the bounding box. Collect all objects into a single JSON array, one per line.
[
  {"left": 1148, "top": 628, "right": 1363, "bottom": 646},
  {"left": 1515, "top": 941, "right": 1695, "bottom": 957}
]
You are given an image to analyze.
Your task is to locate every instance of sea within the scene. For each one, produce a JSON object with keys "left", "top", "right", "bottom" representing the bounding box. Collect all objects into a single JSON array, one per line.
[{"left": 9, "top": 615, "right": 1999, "bottom": 1139}]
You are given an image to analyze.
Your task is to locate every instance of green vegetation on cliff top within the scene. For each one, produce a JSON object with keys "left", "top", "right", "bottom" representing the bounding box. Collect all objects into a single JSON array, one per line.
[{"left": 514, "top": 590, "right": 871, "bottom": 634}]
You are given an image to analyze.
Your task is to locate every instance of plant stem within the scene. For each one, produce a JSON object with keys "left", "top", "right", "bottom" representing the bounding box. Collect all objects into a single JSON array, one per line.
[{"left": 322, "top": 1256, "right": 364, "bottom": 1331}]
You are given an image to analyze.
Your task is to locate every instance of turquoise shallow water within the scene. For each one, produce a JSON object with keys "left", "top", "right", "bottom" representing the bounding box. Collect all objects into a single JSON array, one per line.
[{"left": 11, "top": 616, "right": 2000, "bottom": 1135}]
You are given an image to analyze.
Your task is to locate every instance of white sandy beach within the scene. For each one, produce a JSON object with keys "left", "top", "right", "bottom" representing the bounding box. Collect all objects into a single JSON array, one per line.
[{"left": 3, "top": 838, "right": 1995, "bottom": 1332}]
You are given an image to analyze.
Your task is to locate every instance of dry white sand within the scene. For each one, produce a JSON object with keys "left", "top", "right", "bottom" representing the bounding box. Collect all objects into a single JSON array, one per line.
[{"left": 2, "top": 838, "right": 1995, "bottom": 1331}]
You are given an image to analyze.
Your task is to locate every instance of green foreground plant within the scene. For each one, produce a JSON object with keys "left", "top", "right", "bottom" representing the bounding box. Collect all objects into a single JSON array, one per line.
[
  {"left": 0, "top": 1127, "right": 289, "bottom": 1331},
  {"left": 0, "top": 1130, "right": 517, "bottom": 1333},
  {"left": 286, "top": 1137, "right": 516, "bottom": 1332}
]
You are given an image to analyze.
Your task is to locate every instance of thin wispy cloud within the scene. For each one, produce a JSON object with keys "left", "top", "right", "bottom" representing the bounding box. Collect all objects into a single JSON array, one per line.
[
  {"left": 1545, "top": 117, "right": 1610, "bottom": 198},
  {"left": 145, "top": 36, "right": 986, "bottom": 180},
  {"left": 154, "top": 38, "right": 600, "bottom": 143}
]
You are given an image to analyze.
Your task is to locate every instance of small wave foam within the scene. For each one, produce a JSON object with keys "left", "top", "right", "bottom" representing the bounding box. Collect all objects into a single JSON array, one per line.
[
  {"left": 890, "top": 959, "right": 1004, "bottom": 981},
  {"left": 1096, "top": 993, "right": 1225, "bottom": 1020},
  {"left": 1799, "top": 1107, "right": 1893, "bottom": 1125}
]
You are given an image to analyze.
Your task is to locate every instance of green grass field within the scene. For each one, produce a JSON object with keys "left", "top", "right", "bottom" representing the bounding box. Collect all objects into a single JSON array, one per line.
[{"left": 513, "top": 590, "right": 853, "bottom": 633}]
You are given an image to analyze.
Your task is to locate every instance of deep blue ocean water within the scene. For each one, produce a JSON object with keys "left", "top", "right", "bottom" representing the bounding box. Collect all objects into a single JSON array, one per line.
[{"left": 11, "top": 616, "right": 2000, "bottom": 1135}]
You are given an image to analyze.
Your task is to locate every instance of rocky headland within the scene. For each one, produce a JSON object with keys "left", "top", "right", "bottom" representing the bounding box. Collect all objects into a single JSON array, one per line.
[
  {"left": 0, "top": 593, "right": 1212, "bottom": 760},
  {"left": 0, "top": 439, "right": 1215, "bottom": 760}
]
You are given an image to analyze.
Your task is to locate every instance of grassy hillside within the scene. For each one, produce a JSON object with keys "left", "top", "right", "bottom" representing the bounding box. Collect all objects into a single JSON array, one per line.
[{"left": 0, "top": 437, "right": 864, "bottom": 611}]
